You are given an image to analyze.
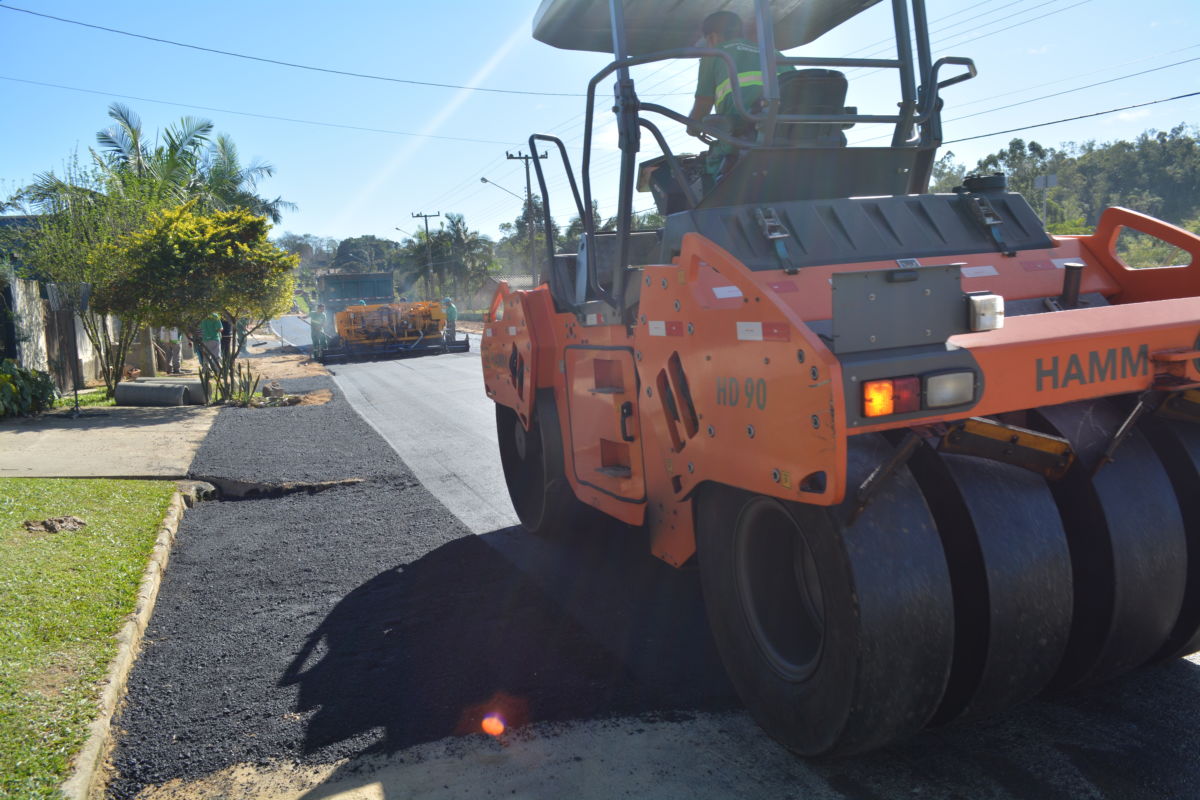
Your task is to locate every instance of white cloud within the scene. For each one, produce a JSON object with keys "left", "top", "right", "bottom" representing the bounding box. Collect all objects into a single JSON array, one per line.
[
  {"left": 1026, "top": 45, "right": 1049, "bottom": 55},
  {"left": 1117, "top": 109, "right": 1152, "bottom": 122}
]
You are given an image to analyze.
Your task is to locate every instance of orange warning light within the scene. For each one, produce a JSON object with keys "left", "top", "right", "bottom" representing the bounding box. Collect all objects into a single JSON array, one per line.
[
  {"left": 863, "top": 379, "right": 895, "bottom": 417},
  {"left": 481, "top": 714, "right": 506, "bottom": 736}
]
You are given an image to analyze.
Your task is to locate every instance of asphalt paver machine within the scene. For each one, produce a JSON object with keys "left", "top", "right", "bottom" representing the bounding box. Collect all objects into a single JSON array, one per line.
[
  {"left": 482, "top": 0, "right": 1200, "bottom": 755},
  {"left": 316, "top": 272, "right": 469, "bottom": 363}
]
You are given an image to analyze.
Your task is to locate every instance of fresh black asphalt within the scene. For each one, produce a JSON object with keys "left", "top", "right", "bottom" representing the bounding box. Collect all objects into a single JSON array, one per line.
[{"left": 106, "top": 374, "right": 737, "bottom": 799}]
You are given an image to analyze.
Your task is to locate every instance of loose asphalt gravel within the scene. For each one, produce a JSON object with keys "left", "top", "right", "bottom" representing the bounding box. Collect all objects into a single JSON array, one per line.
[{"left": 105, "top": 375, "right": 736, "bottom": 799}]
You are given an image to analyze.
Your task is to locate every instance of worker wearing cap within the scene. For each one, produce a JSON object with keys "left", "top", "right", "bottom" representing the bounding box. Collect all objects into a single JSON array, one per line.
[
  {"left": 688, "top": 11, "right": 793, "bottom": 186},
  {"left": 443, "top": 297, "right": 458, "bottom": 345},
  {"left": 308, "top": 304, "right": 328, "bottom": 359}
]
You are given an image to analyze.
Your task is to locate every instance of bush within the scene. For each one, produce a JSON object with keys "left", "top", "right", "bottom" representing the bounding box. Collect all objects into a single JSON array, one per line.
[{"left": 0, "top": 360, "right": 56, "bottom": 417}]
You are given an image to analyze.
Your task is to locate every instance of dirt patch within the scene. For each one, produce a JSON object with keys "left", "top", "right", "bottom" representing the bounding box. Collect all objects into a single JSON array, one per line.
[
  {"left": 246, "top": 351, "right": 328, "bottom": 381},
  {"left": 134, "top": 761, "right": 341, "bottom": 800},
  {"left": 28, "top": 647, "right": 88, "bottom": 699},
  {"left": 457, "top": 321, "right": 485, "bottom": 334},
  {"left": 298, "top": 389, "right": 333, "bottom": 406},
  {"left": 23, "top": 515, "right": 86, "bottom": 533}
]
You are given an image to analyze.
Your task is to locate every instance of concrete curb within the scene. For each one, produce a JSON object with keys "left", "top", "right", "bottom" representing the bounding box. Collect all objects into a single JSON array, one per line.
[{"left": 61, "top": 489, "right": 188, "bottom": 800}]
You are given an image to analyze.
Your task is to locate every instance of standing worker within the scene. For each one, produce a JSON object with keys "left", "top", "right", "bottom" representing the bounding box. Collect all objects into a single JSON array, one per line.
[
  {"left": 198, "top": 312, "right": 222, "bottom": 368},
  {"left": 688, "top": 11, "right": 793, "bottom": 186},
  {"left": 308, "top": 303, "right": 329, "bottom": 360},
  {"left": 443, "top": 297, "right": 458, "bottom": 347}
]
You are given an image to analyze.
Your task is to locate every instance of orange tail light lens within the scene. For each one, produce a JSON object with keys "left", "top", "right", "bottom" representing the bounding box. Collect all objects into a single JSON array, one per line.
[
  {"left": 863, "top": 380, "right": 894, "bottom": 417},
  {"left": 862, "top": 376, "right": 920, "bottom": 417}
]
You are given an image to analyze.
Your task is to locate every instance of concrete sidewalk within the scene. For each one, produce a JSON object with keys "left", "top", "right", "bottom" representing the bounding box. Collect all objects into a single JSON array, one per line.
[{"left": 0, "top": 405, "right": 220, "bottom": 479}]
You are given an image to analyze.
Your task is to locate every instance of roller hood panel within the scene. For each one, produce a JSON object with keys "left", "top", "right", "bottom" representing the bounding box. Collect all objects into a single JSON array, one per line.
[{"left": 532, "top": 0, "right": 881, "bottom": 55}]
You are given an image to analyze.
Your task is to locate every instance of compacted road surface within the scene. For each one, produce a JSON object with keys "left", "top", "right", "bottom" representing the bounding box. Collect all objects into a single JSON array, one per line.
[{"left": 107, "top": 332, "right": 1200, "bottom": 799}]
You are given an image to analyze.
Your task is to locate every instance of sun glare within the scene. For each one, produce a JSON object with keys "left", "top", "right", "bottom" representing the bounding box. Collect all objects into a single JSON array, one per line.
[{"left": 481, "top": 713, "right": 506, "bottom": 736}]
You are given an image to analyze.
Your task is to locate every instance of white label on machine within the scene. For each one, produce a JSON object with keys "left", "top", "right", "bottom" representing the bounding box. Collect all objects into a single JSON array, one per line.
[
  {"left": 961, "top": 265, "right": 998, "bottom": 278},
  {"left": 736, "top": 321, "right": 763, "bottom": 341},
  {"left": 586, "top": 313, "right": 599, "bottom": 326},
  {"left": 507, "top": 326, "right": 518, "bottom": 336},
  {"left": 484, "top": 328, "right": 492, "bottom": 337},
  {"left": 713, "top": 285, "right": 742, "bottom": 299},
  {"left": 648, "top": 320, "right": 667, "bottom": 336}
]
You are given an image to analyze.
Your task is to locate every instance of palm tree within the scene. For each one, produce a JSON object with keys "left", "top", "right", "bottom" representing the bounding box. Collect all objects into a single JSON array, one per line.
[
  {"left": 198, "top": 134, "right": 296, "bottom": 223},
  {"left": 445, "top": 213, "right": 494, "bottom": 299},
  {"left": 92, "top": 103, "right": 293, "bottom": 221},
  {"left": 94, "top": 104, "right": 213, "bottom": 202}
]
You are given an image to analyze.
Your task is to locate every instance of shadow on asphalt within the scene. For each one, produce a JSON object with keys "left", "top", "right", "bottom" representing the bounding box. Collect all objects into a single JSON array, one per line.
[
  {"left": 280, "top": 522, "right": 737, "bottom": 760},
  {"left": 282, "top": 524, "right": 1200, "bottom": 800}
]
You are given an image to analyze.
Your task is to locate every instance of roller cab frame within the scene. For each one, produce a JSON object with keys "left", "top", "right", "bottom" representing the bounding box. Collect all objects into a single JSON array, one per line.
[{"left": 482, "top": 0, "right": 1200, "bottom": 756}]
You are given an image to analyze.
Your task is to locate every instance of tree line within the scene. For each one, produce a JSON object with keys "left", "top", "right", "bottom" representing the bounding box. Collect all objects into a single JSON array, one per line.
[{"left": 931, "top": 123, "right": 1200, "bottom": 253}]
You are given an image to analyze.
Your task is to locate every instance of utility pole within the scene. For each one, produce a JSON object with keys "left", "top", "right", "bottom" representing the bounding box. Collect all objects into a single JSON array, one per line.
[
  {"left": 506, "top": 150, "right": 547, "bottom": 285},
  {"left": 411, "top": 211, "right": 440, "bottom": 299}
]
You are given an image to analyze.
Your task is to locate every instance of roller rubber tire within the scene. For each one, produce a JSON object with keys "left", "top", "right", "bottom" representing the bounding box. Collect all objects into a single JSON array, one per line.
[
  {"left": 695, "top": 434, "right": 955, "bottom": 756},
  {"left": 496, "top": 389, "right": 600, "bottom": 537},
  {"left": 1031, "top": 400, "right": 1187, "bottom": 689},
  {"left": 1138, "top": 415, "right": 1200, "bottom": 659},
  {"left": 905, "top": 444, "right": 1073, "bottom": 725}
]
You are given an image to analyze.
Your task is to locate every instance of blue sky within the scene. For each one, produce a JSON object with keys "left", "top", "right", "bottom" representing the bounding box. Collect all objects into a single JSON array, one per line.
[{"left": 1, "top": 0, "right": 1197, "bottom": 243}]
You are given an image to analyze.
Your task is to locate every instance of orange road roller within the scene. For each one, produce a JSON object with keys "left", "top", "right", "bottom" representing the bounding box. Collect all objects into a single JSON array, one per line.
[{"left": 482, "top": 0, "right": 1200, "bottom": 755}]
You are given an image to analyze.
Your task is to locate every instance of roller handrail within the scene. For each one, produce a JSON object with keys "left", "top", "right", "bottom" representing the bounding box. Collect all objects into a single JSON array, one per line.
[
  {"left": 529, "top": 133, "right": 587, "bottom": 311},
  {"left": 1092, "top": 207, "right": 1200, "bottom": 268}
]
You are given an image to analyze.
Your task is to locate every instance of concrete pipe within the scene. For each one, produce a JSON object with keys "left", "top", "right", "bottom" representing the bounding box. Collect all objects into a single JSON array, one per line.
[{"left": 114, "top": 381, "right": 187, "bottom": 407}]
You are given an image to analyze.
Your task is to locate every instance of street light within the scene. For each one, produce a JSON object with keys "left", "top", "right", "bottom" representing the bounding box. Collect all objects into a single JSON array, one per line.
[
  {"left": 482, "top": 176, "right": 538, "bottom": 285},
  {"left": 479, "top": 176, "right": 522, "bottom": 200}
]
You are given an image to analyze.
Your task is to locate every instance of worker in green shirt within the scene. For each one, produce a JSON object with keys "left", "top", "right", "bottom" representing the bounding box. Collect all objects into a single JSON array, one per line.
[
  {"left": 442, "top": 297, "right": 458, "bottom": 345},
  {"left": 198, "top": 312, "right": 222, "bottom": 367},
  {"left": 688, "top": 11, "right": 793, "bottom": 186},
  {"left": 308, "top": 304, "right": 328, "bottom": 359}
]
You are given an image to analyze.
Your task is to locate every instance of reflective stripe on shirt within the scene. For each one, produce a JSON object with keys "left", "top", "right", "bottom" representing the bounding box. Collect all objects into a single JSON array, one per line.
[{"left": 714, "top": 70, "right": 764, "bottom": 109}]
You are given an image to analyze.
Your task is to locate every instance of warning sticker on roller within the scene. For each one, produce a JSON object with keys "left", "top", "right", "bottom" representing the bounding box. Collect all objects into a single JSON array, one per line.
[
  {"left": 960, "top": 265, "right": 998, "bottom": 278},
  {"left": 648, "top": 320, "right": 667, "bottom": 336},
  {"left": 736, "top": 321, "right": 763, "bottom": 341},
  {"left": 713, "top": 285, "right": 743, "bottom": 299},
  {"left": 507, "top": 326, "right": 518, "bottom": 336}
]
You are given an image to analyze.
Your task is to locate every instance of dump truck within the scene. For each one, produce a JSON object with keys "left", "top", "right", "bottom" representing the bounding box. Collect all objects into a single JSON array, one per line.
[
  {"left": 481, "top": 0, "right": 1200, "bottom": 756},
  {"left": 314, "top": 272, "right": 469, "bottom": 362}
]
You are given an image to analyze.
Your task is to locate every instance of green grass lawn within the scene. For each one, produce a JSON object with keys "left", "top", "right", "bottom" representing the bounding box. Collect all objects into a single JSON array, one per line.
[
  {"left": 52, "top": 390, "right": 115, "bottom": 410},
  {"left": 0, "top": 479, "right": 175, "bottom": 799}
]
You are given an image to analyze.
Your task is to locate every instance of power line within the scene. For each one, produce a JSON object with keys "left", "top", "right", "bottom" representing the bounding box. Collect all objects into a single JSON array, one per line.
[
  {"left": 0, "top": 4, "right": 586, "bottom": 98},
  {"left": 947, "top": 56, "right": 1200, "bottom": 123},
  {"left": 843, "top": 0, "right": 1064, "bottom": 73},
  {"left": 951, "top": 43, "right": 1200, "bottom": 112},
  {"left": 0, "top": 75, "right": 523, "bottom": 146},
  {"left": 943, "top": 90, "right": 1200, "bottom": 144},
  {"left": 849, "top": 53, "right": 1200, "bottom": 145},
  {"left": 934, "top": 0, "right": 1093, "bottom": 52}
]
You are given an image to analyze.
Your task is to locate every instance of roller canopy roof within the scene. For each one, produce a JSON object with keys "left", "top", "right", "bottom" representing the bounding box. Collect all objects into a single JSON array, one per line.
[{"left": 532, "top": 0, "right": 882, "bottom": 54}]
